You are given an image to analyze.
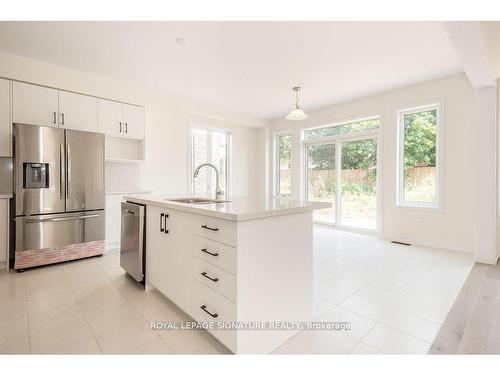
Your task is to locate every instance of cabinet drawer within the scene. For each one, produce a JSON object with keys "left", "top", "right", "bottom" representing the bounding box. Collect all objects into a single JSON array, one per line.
[
  {"left": 192, "top": 257, "right": 236, "bottom": 301},
  {"left": 191, "top": 280, "right": 236, "bottom": 351},
  {"left": 192, "top": 215, "right": 237, "bottom": 247},
  {"left": 191, "top": 235, "right": 236, "bottom": 274}
]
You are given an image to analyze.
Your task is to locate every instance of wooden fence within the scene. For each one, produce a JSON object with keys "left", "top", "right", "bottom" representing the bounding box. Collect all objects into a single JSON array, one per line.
[{"left": 281, "top": 166, "right": 435, "bottom": 186}]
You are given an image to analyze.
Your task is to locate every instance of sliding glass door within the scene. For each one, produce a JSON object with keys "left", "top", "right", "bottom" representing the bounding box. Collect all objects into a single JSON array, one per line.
[
  {"left": 305, "top": 137, "right": 378, "bottom": 230},
  {"left": 306, "top": 143, "right": 336, "bottom": 224},
  {"left": 340, "top": 138, "right": 377, "bottom": 230}
]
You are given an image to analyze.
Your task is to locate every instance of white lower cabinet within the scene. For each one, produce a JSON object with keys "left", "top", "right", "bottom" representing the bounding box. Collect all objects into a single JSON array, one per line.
[
  {"left": 145, "top": 204, "right": 313, "bottom": 354},
  {"left": 190, "top": 280, "right": 237, "bottom": 351},
  {"left": 0, "top": 199, "right": 8, "bottom": 268},
  {"left": 146, "top": 205, "right": 237, "bottom": 350},
  {"left": 191, "top": 235, "right": 236, "bottom": 274},
  {"left": 105, "top": 195, "right": 123, "bottom": 250},
  {"left": 192, "top": 256, "right": 236, "bottom": 301},
  {"left": 146, "top": 206, "right": 191, "bottom": 311},
  {"left": 192, "top": 215, "right": 237, "bottom": 246}
]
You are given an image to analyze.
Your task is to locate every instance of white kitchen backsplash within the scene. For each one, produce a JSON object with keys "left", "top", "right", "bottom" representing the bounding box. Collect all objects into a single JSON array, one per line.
[{"left": 105, "top": 162, "right": 141, "bottom": 192}]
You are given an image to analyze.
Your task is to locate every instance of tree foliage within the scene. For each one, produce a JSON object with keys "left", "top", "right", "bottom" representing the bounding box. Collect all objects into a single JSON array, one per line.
[
  {"left": 278, "top": 134, "right": 291, "bottom": 169},
  {"left": 305, "top": 119, "right": 379, "bottom": 140},
  {"left": 403, "top": 110, "right": 437, "bottom": 169},
  {"left": 304, "top": 111, "right": 436, "bottom": 171},
  {"left": 282, "top": 111, "right": 436, "bottom": 194}
]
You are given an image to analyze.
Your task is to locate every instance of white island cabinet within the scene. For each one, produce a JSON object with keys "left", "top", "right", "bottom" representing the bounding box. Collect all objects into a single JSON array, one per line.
[{"left": 125, "top": 194, "right": 329, "bottom": 354}]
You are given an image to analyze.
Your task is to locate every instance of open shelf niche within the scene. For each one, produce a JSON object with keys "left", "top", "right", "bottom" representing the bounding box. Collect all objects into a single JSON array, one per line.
[{"left": 105, "top": 135, "right": 145, "bottom": 163}]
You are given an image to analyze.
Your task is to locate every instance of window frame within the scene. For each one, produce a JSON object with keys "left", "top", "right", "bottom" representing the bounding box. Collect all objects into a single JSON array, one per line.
[
  {"left": 396, "top": 103, "right": 443, "bottom": 210},
  {"left": 188, "top": 123, "right": 231, "bottom": 197},
  {"left": 274, "top": 131, "right": 292, "bottom": 197},
  {"left": 303, "top": 115, "right": 381, "bottom": 142},
  {"left": 302, "top": 115, "right": 382, "bottom": 232}
]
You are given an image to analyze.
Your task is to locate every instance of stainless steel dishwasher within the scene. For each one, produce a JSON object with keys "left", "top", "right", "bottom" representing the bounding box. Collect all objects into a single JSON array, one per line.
[{"left": 120, "top": 201, "right": 146, "bottom": 283}]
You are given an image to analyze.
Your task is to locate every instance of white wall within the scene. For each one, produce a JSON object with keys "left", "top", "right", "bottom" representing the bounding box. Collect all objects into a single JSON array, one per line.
[
  {"left": 496, "top": 83, "right": 500, "bottom": 256},
  {"left": 0, "top": 50, "right": 264, "bottom": 196},
  {"left": 267, "top": 73, "right": 476, "bottom": 253}
]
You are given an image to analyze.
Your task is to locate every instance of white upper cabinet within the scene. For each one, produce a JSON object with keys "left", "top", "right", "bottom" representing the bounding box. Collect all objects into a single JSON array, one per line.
[
  {"left": 59, "top": 91, "right": 98, "bottom": 132},
  {"left": 123, "top": 104, "right": 145, "bottom": 140},
  {"left": 100, "top": 100, "right": 145, "bottom": 140},
  {"left": 12, "top": 81, "right": 59, "bottom": 128},
  {"left": 0, "top": 79, "right": 11, "bottom": 157},
  {"left": 11, "top": 81, "right": 144, "bottom": 138},
  {"left": 99, "top": 99, "right": 123, "bottom": 136}
]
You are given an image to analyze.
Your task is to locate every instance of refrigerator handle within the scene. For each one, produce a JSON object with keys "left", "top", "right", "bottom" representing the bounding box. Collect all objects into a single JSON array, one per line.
[
  {"left": 66, "top": 143, "right": 71, "bottom": 199},
  {"left": 60, "top": 144, "right": 65, "bottom": 199},
  {"left": 25, "top": 214, "right": 99, "bottom": 224}
]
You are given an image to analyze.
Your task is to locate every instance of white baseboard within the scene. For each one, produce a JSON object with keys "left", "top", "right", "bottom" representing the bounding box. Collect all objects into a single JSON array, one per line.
[
  {"left": 379, "top": 232, "right": 473, "bottom": 254},
  {"left": 314, "top": 223, "right": 473, "bottom": 254},
  {"left": 105, "top": 242, "right": 120, "bottom": 252}
]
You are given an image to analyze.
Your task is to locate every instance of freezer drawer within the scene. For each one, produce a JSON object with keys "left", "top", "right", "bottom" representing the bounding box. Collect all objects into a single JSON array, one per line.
[
  {"left": 15, "top": 210, "right": 105, "bottom": 252},
  {"left": 120, "top": 202, "right": 145, "bottom": 282}
]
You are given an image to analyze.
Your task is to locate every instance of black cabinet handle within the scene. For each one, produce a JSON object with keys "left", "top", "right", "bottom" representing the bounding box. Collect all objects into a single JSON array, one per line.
[
  {"left": 201, "top": 225, "right": 219, "bottom": 232},
  {"left": 164, "top": 213, "right": 169, "bottom": 234},
  {"left": 125, "top": 122, "right": 128, "bottom": 133},
  {"left": 201, "top": 272, "right": 219, "bottom": 282},
  {"left": 119, "top": 121, "right": 122, "bottom": 133},
  {"left": 200, "top": 305, "right": 218, "bottom": 318},
  {"left": 201, "top": 248, "right": 219, "bottom": 257},
  {"left": 160, "top": 213, "right": 164, "bottom": 232},
  {"left": 53, "top": 111, "right": 56, "bottom": 124}
]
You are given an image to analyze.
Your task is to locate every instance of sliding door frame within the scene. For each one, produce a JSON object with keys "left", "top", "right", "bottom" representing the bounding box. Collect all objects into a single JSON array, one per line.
[{"left": 303, "top": 128, "right": 382, "bottom": 233}]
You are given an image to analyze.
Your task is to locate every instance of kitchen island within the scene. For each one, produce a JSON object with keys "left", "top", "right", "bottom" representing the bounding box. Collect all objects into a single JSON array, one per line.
[{"left": 124, "top": 194, "right": 329, "bottom": 354}]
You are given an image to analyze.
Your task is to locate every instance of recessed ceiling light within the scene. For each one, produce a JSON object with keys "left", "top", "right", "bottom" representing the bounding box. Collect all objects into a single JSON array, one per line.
[{"left": 175, "top": 38, "right": 186, "bottom": 46}]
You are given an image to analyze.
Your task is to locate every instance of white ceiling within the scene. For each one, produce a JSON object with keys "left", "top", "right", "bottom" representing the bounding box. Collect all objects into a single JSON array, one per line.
[{"left": 0, "top": 21, "right": 463, "bottom": 120}]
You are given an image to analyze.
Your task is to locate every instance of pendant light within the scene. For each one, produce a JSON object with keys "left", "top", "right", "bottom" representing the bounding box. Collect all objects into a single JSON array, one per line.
[{"left": 286, "top": 86, "right": 308, "bottom": 121}]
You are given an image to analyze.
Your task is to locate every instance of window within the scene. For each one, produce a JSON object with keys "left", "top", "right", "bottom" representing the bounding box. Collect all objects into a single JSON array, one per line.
[
  {"left": 304, "top": 117, "right": 380, "bottom": 230},
  {"left": 276, "top": 133, "right": 292, "bottom": 196},
  {"left": 305, "top": 118, "right": 379, "bottom": 140},
  {"left": 397, "top": 104, "right": 440, "bottom": 208},
  {"left": 340, "top": 138, "right": 377, "bottom": 229},
  {"left": 190, "top": 126, "right": 230, "bottom": 197}
]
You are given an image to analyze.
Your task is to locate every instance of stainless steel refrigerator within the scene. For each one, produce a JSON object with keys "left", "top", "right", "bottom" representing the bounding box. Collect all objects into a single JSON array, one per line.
[{"left": 12, "top": 123, "right": 105, "bottom": 270}]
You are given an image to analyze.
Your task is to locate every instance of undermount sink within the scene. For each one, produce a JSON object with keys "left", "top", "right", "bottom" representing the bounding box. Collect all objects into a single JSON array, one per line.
[{"left": 165, "top": 197, "right": 230, "bottom": 205}]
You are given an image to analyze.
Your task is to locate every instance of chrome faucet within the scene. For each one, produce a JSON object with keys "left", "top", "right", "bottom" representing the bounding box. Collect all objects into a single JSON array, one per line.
[{"left": 193, "top": 163, "right": 224, "bottom": 200}]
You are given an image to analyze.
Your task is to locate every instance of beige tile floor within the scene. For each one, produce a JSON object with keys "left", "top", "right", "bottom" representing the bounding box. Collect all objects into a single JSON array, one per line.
[{"left": 0, "top": 226, "right": 473, "bottom": 355}]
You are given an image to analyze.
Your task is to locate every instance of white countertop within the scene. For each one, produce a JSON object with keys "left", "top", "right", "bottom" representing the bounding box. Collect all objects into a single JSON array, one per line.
[
  {"left": 106, "top": 189, "right": 152, "bottom": 195},
  {"left": 124, "top": 194, "right": 331, "bottom": 222}
]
